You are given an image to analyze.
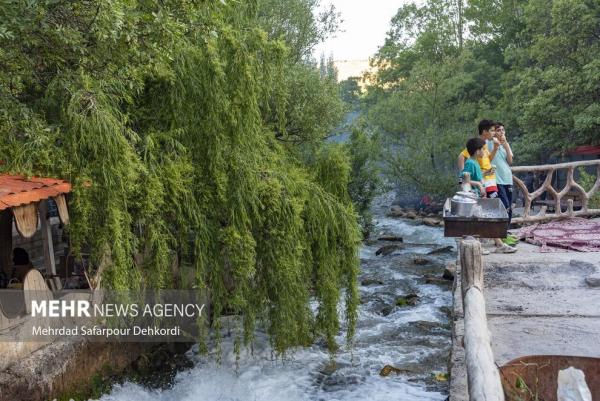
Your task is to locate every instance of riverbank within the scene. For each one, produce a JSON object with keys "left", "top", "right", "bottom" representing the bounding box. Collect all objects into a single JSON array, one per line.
[
  {"left": 387, "top": 206, "right": 445, "bottom": 228},
  {"left": 0, "top": 341, "right": 191, "bottom": 401},
  {"left": 449, "top": 240, "right": 600, "bottom": 400}
]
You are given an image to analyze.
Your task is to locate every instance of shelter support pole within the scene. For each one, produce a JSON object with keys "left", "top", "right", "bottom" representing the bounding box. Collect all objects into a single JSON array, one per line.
[{"left": 39, "top": 200, "right": 56, "bottom": 277}]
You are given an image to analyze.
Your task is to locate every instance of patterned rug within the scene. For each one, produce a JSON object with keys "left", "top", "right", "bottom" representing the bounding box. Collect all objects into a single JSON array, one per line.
[{"left": 511, "top": 218, "right": 600, "bottom": 252}]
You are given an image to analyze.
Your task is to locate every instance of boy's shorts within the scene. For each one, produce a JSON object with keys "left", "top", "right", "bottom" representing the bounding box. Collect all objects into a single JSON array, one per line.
[{"left": 486, "top": 191, "right": 499, "bottom": 198}]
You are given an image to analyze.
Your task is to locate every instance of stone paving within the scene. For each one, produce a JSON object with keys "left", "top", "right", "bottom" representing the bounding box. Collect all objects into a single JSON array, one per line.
[{"left": 449, "top": 241, "right": 600, "bottom": 401}]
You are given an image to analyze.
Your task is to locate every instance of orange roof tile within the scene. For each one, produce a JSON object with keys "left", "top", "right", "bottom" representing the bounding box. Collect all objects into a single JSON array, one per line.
[{"left": 0, "top": 175, "right": 72, "bottom": 211}]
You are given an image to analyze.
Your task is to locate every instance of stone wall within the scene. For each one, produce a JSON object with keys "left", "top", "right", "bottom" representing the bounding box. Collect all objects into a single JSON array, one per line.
[
  {"left": 0, "top": 340, "right": 158, "bottom": 401},
  {"left": 0, "top": 340, "right": 49, "bottom": 372}
]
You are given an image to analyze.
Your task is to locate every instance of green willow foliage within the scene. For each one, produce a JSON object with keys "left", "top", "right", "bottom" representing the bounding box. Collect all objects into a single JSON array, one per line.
[{"left": 0, "top": 1, "right": 359, "bottom": 354}]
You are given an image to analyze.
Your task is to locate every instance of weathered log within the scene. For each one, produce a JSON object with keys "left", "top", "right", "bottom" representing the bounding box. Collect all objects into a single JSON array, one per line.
[
  {"left": 459, "top": 238, "right": 505, "bottom": 401},
  {"left": 463, "top": 287, "right": 504, "bottom": 401},
  {"left": 460, "top": 238, "right": 483, "bottom": 299}
]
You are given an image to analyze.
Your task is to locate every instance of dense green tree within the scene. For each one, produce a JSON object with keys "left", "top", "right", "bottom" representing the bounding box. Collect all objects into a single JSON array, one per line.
[
  {"left": 366, "top": 1, "right": 502, "bottom": 196},
  {"left": 339, "top": 77, "right": 361, "bottom": 105},
  {"left": 365, "top": 0, "right": 600, "bottom": 195},
  {"left": 257, "top": 0, "right": 344, "bottom": 149},
  {"left": 256, "top": 0, "right": 339, "bottom": 63},
  {"left": 503, "top": 0, "right": 600, "bottom": 162},
  {"left": 270, "top": 63, "right": 344, "bottom": 146},
  {"left": 0, "top": 0, "right": 359, "bottom": 355},
  {"left": 347, "top": 127, "right": 381, "bottom": 238}
]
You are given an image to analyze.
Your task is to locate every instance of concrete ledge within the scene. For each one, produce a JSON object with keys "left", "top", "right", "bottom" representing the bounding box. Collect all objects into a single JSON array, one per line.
[{"left": 449, "top": 241, "right": 600, "bottom": 401}]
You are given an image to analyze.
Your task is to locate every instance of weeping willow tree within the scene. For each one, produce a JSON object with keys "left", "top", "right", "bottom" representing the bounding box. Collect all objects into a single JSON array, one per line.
[{"left": 0, "top": 0, "right": 359, "bottom": 354}]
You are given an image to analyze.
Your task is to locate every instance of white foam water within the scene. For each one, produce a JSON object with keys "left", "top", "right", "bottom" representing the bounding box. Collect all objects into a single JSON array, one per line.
[
  {"left": 95, "top": 208, "right": 453, "bottom": 401},
  {"left": 97, "top": 338, "right": 444, "bottom": 401},
  {"left": 373, "top": 217, "right": 454, "bottom": 248}
]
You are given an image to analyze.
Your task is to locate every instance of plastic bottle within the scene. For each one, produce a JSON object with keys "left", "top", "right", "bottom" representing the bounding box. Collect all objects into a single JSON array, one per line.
[{"left": 461, "top": 172, "right": 472, "bottom": 193}]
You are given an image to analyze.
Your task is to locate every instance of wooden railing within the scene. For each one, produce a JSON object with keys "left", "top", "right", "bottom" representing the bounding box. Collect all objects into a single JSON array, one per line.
[
  {"left": 459, "top": 238, "right": 505, "bottom": 401},
  {"left": 511, "top": 160, "right": 600, "bottom": 224}
]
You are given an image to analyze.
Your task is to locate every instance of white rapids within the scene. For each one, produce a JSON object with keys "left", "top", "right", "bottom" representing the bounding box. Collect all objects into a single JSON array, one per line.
[{"left": 95, "top": 201, "right": 455, "bottom": 401}]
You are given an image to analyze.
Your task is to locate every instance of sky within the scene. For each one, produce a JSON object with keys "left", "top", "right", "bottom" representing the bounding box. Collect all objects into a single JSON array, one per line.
[{"left": 313, "top": 0, "right": 411, "bottom": 61}]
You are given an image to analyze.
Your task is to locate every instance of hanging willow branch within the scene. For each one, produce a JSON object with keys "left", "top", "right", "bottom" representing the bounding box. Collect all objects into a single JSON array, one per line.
[{"left": 0, "top": 0, "right": 359, "bottom": 355}]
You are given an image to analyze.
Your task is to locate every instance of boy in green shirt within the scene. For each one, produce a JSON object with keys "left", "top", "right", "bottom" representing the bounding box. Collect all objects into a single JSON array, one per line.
[{"left": 462, "top": 137, "right": 487, "bottom": 197}]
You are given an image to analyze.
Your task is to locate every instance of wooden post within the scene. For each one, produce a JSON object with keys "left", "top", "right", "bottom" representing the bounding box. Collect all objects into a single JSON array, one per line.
[
  {"left": 460, "top": 237, "right": 483, "bottom": 299},
  {"left": 0, "top": 211, "right": 13, "bottom": 277},
  {"left": 39, "top": 200, "right": 56, "bottom": 277},
  {"left": 459, "top": 238, "right": 505, "bottom": 401}
]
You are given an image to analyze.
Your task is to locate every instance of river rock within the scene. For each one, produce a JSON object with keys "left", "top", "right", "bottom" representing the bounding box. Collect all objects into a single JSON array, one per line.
[
  {"left": 396, "top": 293, "right": 418, "bottom": 307},
  {"left": 388, "top": 206, "right": 405, "bottom": 217},
  {"left": 442, "top": 264, "right": 455, "bottom": 280},
  {"left": 380, "top": 305, "right": 394, "bottom": 316},
  {"left": 428, "top": 245, "right": 453, "bottom": 255},
  {"left": 379, "top": 365, "right": 411, "bottom": 377},
  {"left": 585, "top": 273, "right": 600, "bottom": 287},
  {"left": 376, "top": 244, "right": 402, "bottom": 256},
  {"left": 434, "top": 372, "right": 449, "bottom": 382},
  {"left": 361, "top": 277, "right": 384, "bottom": 286},
  {"left": 412, "top": 256, "right": 429, "bottom": 265},
  {"left": 377, "top": 235, "right": 403, "bottom": 242},
  {"left": 425, "top": 275, "right": 452, "bottom": 285},
  {"left": 410, "top": 320, "right": 444, "bottom": 332},
  {"left": 422, "top": 218, "right": 439, "bottom": 227},
  {"left": 405, "top": 211, "right": 418, "bottom": 219},
  {"left": 318, "top": 361, "right": 339, "bottom": 376},
  {"left": 440, "top": 306, "right": 453, "bottom": 318}
]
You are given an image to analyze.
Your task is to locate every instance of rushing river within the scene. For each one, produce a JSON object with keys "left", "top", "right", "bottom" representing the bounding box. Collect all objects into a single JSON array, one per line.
[{"left": 96, "top": 195, "right": 455, "bottom": 401}]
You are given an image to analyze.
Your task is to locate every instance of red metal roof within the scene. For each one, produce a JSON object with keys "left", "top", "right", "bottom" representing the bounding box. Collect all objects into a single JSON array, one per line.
[
  {"left": 566, "top": 145, "right": 600, "bottom": 156},
  {"left": 0, "top": 175, "right": 72, "bottom": 211}
]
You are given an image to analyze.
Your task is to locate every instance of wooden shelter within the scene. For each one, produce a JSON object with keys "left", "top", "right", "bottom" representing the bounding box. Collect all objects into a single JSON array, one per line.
[
  {"left": 0, "top": 174, "right": 73, "bottom": 333},
  {"left": 0, "top": 175, "right": 72, "bottom": 289}
]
